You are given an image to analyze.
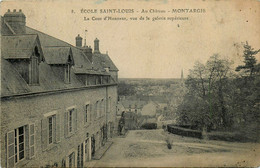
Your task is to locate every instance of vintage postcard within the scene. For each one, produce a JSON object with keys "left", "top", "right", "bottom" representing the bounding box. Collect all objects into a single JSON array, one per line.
[{"left": 1, "top": 0, "right": 260, "bottom": 167}]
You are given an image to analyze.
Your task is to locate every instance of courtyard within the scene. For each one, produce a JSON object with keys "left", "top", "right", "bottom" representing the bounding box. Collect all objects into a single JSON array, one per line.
[{"left": 91, "top": 129, "right": 260, "bottom": 167}]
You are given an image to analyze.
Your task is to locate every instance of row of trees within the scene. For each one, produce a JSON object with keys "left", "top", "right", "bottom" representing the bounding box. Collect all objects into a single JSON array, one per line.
[{"left": 177, "top": 42, "right": 260, "bottom": 138}]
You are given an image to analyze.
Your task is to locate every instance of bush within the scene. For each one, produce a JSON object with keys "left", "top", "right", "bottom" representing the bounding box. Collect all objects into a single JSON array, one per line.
[
  {"left": 208, "top": 129, "right": 259, "bottom": 142},
  {"left": 141, "top": 123, "right": 157, "bottom": 129}
]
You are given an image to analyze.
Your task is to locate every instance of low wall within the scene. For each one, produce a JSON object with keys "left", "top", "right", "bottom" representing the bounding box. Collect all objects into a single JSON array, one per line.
[
  {"left": 207, "top": 131, "right": 256, "bottom": 142},
  {"left": 167, "top": 125, "right": 202, "bottom": 139}
]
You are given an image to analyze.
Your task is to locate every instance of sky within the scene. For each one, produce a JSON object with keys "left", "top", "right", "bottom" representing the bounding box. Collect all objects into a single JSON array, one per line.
[{"left": 1, "top": 0, "right": 260, "bottom": 78}]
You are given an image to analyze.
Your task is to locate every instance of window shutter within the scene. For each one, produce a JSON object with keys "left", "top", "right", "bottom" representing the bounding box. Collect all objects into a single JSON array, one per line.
[
  {"left": 73, "top": 109, "right": 78, "bottom": 132},
  {"left": 56, "top": 114, "right": 61, "bottom": 143},
  {"left": 90, "top": 104, "right": 92, "bottom": 122},
  {"left": 29, "top": 124, "right": 35, "bottom": 158},
  {"left": 85, "top": 105, "right": 87, "bottom": 124},
  {"left": 41, "top": 118, "right": 48, "bottom": 151},
  {"left": 100, "top": 101, "right": 102, "bottom": 117},
  {"left": 103, "top": 100, "right": 105, "bottom": 116},
  {"left": 6, "top": 130, "right": 15, "bottom": 167},
  {"left": 95, "top": 102, "right": 98, "bottom": 119},
  {"left": 64, "top": 112, "right": 68, "bottom": 138}
]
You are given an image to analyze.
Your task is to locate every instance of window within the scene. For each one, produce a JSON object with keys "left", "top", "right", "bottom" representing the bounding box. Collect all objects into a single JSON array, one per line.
[
  {"left": 95, "top": 76, "right": 98, "bottom": 85},
  {"left": 97, "top": 76, "right": 101, "bottom": 84},
  {"left": 29, "top": 47, "right": 40, "bottom": 85},
  {"left": 7, "top": 124, "right": 35, "bottom": 167},
  {"left": 95, "top": 101, "right": 98, "bottom": 119},
  {"left": 100, "top": 100, "right": 103, "bottom": 117},
  {"left": 103, "top": 99, "right": 106, "bottom": 116},
  {"left": 85, "top": 138, "right": 89, "bottom": 162},
  {"left": 86, "top": 76, "right": 89, "bottom": 86},
  {"left": 48, "top": 116, "right": 54, "bottom": 144},
  {"left": 42, "top": 112, "right": 60, "bottom": 151},
  {"left": 65, "top": 107, "right": 77, "bottom": 137},
  {"left": 14, "top": 126, "right": 25, "bottom": 162},
  {"left": 61, "top": 158, "right": 66, "bottom": 168},
  {"left": 68, "top": 152, "right": 75, "bottom": 168},
  {"left": 85, "top": 104, "right": 89, "bottom": 123},
  {"left": 77, "top": 143, "right": 84, "bottom": 168},
  {"left": 65, "top": 64, "right": 71, "bottom": 83},
  {"left": 69, "top": 109, "right": 73, "bottom": 133}
]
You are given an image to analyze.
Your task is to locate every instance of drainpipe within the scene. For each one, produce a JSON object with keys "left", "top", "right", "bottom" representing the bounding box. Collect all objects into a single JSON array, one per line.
[{"left": 106, "top": 86, "right": 108, "bottom": 140}]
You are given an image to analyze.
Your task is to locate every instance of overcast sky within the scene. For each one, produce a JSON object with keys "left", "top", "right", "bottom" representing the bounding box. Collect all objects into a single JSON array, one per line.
[{"left": 1, "top": 0, "right": 260, "bottom": 78}]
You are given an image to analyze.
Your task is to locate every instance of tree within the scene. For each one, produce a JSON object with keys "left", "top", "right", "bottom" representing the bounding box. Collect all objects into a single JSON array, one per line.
[
  {"left": 118, "top": 82, "right": 136, "bottom": 96},
  {"left": 177, "top": 54, "right": 233, "bottom": 130},
  {"left": 233, "top": 42, "right": 260, "bottom": 131},
  {"left": 236, "top": 41, "right": 260, "bottom": 77}
]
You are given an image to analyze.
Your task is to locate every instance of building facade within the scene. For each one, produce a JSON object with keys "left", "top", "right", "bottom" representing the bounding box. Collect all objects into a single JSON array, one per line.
[
  {"left": 119, "top": 100, "right": 158, "bottom": 130},
  {"left": 1, "top": 9, "right": 119, "bottom": 168}
]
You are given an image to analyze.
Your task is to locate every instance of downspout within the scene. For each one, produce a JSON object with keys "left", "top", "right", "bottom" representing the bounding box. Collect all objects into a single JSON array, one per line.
[{"left": 106, "top": 86, "right": 108, "bottom": 139}]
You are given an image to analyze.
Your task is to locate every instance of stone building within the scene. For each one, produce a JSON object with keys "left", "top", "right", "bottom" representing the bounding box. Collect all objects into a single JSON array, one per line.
[
  {"left": 120, "top": 100, "right": 159, "bottom": 129},
  {"left": 1, "top": 9, "right": 119, "bottom": 168}
]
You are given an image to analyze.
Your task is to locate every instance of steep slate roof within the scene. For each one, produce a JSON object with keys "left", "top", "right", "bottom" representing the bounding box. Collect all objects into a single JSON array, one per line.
[
  {"left": 2, "top": 34, "right": 44, "bottom": 61},
  {"left": 26, "top": 27, "right": 94, "bottom": 69},
  {"left": 26, "top": 27, "right": 118, "bottom": 72},
  {"left": 1, "top": 17, "right": 118, "bottom": 97},
  {"left": 1, "top": 56, "right": 84, "bottom": 96},
  {"left": 93, "top": 53, "right": 118, "bottom": 71},
  {"left": 44, "top": 46, "right": 74, "bottom": 65}
]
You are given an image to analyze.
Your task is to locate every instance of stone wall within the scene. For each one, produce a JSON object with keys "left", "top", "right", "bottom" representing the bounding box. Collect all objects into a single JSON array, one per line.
[{"left": 1, "top": 85, "right": 117, "bottom": 167}]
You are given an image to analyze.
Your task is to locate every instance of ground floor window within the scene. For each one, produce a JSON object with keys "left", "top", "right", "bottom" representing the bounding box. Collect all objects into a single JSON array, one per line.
[
  {"left": 68, "top": 152, "right": 75, "bottom": 168},
  {"left": 85, "top": 138, "right": 90, "bottom": 162},
  {"left": 61, "top": 158, "right": 66, "bottom": 168},
  {"left": 77, "top": 143, "right": 84, "bottom": 168},
  {"left": 14, "top": 126, "right": 25, "bottom": 162},
  {"left": 7, "top": 124, "right": 35, "bottom": 167}
]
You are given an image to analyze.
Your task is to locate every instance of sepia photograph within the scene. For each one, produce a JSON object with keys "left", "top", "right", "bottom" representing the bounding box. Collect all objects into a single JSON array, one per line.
[{"left": 0, "top": 0, "right": 260, "bottom": 167}]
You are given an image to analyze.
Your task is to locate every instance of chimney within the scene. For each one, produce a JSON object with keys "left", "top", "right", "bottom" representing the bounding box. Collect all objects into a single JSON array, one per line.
[
  {"left": 83, "top": 46, "right": 93, "bottom": 63},
  {"left": 94, "top": 38, "right": 100, "bottom": 54},
  {"left": 75, "top": 34, "right": 83, "bottom": 47},
  {"left": 4, "top": 9, "right": 26, "bottom": 34}
]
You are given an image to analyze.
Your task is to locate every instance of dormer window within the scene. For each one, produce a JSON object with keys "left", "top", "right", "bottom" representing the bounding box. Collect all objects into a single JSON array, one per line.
[
  {"left": 65, "top": 55, "right": 72, "bottom": 84},
  {"left": 44, "top": 46, "right": 74, "bottom": 84},
  {"left": 65, "top": 64, "right": 71, "bottom": 83},
  {"left": 3, "top": 35, "right": 44, "bottom": 85},
  {"left": 29, "top": 46, "right": 40, "bottom": 85}
]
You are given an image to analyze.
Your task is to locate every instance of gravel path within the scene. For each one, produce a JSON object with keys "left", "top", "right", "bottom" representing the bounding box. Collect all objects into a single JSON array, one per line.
[{"left": 93, "top": 129, "right": 260, "bottom": 167}]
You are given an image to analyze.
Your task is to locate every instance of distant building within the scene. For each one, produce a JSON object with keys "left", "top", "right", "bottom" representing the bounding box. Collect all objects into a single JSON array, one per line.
[
  {"left": 1, "top": 9, "right": 119, "bottom": 168},
  {"left": 120, "top": 100, "right": 159, "bottom": 129},
  {"left": 141, "top": 102, "right": 157, "bottom": 116},
  {"left": 138, "top": 102, "right": 158, "bottom": 127},
  {"left": 115, "top": 100, "right": 126, "bottom": 133},
  {"left": 120, "top": 100, "right": 146, "bottom": 130}
]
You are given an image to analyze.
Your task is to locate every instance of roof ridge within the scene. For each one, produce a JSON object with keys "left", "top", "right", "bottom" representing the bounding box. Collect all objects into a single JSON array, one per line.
[
  {"left": 44, "top": 46, "right": 71, "bottom": 48},
  {"left": 26, "top": 26, "right": 76, "bottom": 48},
  {"left": 2, "top": 34, "right": 38, "bottom": 37},
  {"left": 26, "top": 26, "right": 93, "bottom": 64}
]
